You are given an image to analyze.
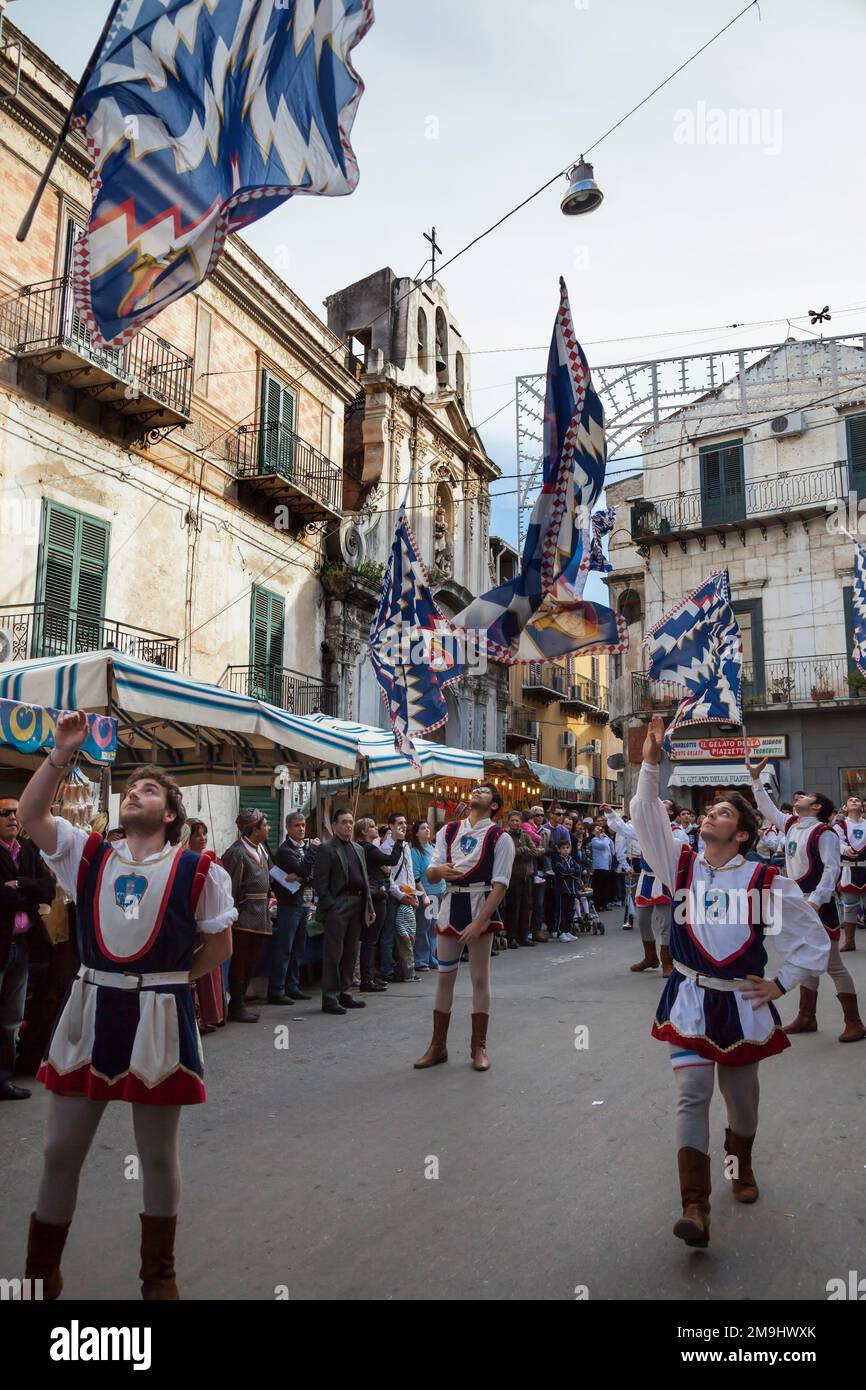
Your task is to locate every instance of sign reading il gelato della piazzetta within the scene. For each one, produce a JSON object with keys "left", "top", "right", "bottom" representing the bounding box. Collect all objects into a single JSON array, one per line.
[{"left": 669, "top": 736, "right": 788, "bottom": 761}]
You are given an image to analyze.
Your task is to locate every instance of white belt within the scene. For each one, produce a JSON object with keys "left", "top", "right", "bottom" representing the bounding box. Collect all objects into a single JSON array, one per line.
[
  {"left": 672, "top": 960, "right": 745, "bottom": 993},
  {"left": 77, "top": 967, "right": 190, "bottom": 993},
  {"left": 444, "top": 884, "right": 493, "bottom": 895}
]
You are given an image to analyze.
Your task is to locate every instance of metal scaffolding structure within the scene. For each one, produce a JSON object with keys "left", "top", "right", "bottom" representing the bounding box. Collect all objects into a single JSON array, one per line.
[{"left": 515, "top": 330, "right": 866, "bottom": 548}]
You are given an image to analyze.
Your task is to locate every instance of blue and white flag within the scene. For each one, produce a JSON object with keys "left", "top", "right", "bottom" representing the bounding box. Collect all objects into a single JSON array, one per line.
[
  {"left": 368, "top": 507, "right": 464, "bottom": 769},
  {"left": 588, "top": 507, "right": 616, "bottom": 574},
  {"left": 644, "top": 569, "right": 743, "bottom": 747},
  {"left": 453, "top": 279, "right": 626, "bottom": 663},
  {"left": 71, "top": 0, "right": 374, "bottom": 347},
  {"left": 853, "top": 539, "right": 866, "bottom": 676}
]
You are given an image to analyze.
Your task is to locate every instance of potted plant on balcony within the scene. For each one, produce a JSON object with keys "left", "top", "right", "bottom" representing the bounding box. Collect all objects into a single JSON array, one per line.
[
  {"left": 770, "top": 674, "right": 795, "bottom": 704},
  {"left": 810, "top": 662, "right": 835, "bottom": 703},
  {"left": 847, "top": 669, "right": 866, "bottom": 699}
]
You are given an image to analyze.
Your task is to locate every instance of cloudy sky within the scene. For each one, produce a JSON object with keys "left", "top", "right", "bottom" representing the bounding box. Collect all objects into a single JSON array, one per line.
[{"left": 16, "top": 0, "right": 866, "bottom": 557}]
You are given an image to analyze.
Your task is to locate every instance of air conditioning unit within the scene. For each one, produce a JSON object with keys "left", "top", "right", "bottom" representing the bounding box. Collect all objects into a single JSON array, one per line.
[
  {"left": 0, "top": 627, "right": 13, "bottom": 664},
  {"left": 770, "top": 410, "right": 805, "bottom": 438},
  {"left": 561, "top": 729, "right": 577, "bottom": 750},
  {"left": 527, "top": 720, "right": 540, "bottom": 740}
]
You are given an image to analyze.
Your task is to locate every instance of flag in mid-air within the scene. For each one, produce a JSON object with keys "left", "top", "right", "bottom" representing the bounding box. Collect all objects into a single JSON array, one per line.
[
  {"left": 453, "top": 279, "right": 626, "bottom": 663},
  {"left": 852, "top": 538, "right": 866, "bottom": 676},
  {"left": 71, "top": 0, "right": 374, "bottom": 347},
  {"left": 644, "top": 568, "right": 743, "bottom": 747},
  {"left": 368, "top": 506, "right": 464, "bottom": 768},
  {"left": 588, "top": 506, "right": 616, "bottom": 574}
]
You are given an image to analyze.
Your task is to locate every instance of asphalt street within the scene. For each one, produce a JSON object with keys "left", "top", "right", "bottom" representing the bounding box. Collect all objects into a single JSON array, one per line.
[{"left": 3, "top": 915, "right": 865, "bottom": 1301}]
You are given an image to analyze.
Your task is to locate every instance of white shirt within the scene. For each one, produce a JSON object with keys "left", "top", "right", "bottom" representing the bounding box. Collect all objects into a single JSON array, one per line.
[
  {"left": 753, "top": 781, "right": 840, "bottom": 907},
  {"left": 632, "top": 762, "right": 830, "bottom": 992},
  {"left": 381, "top": 833, "right": 416, "bottom": 901},
  {"left": 605, "top": 811, "right": 641, "bottom": 868},
  {"left": 43, "top": 817, "right": 237, "bottom": 935},
  {"left": 429, "top": 816, "right": 515, "bottom": 888}
]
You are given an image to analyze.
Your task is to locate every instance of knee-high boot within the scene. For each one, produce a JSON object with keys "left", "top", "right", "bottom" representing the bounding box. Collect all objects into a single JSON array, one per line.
[
  {"left": 630, "top": 939, "right": 659, "bottom": 972},
  {"left": 783, "top": 986, "right": 818, "bottom": 1034},
  {"left": 25, "top": 1213, "right": 70, "bottom": 1301},
  {"left": 673, "top": 1149, "right": 711, "bottom": 1247},
  {"left": 724, "top": 1128, "right": 759, "bottom": 1203},
  {"left": 470, "top": 1013, "right": 490, "bottom": 1071},
  {"left": 139, "top": 1214, "right": 179, "bottom": 1300},
  {"left": 837, "top": 992, "right": 866, "bottom": 1043},
  {"left": 414, "top": 1010, "right": 450, "bottom": 1068},
  {"left": 840, "top": 920, "right": 857, "bottom": 952}
]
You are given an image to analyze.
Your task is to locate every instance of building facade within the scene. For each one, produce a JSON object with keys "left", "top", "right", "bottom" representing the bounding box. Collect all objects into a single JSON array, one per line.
[{"left": 606, "top": 336, "right": 866, "bottom": 810}]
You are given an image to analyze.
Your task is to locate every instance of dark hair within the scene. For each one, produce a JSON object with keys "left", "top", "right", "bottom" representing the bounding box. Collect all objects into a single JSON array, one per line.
[
  {"left": 332, "top": 807, "right": 354, "bottom": 824},
  {"left": 106, "top": 827, "right": 125, "bottom": 842},
  {"left": 187, "top": 819, "right": 208, "bottom": 838},
  {"left": 125, "top": 765, "right": 186, "bottom": 845},
  {"left": 811, "top": 792, "right": 835, "bottom": 824},
  {"left": 711, "top": 792, "right": 760, "bottom": 853},
  {"left": 780, "top": 802, "right": 793, "bottom": 813},
  {"left": 410, "top": 818, "right": 430, "bottom": 848},
  {"left": 387, "top": 810, "right": 406, "bottom": 826},
  {"left": 474, "top": 782, "right": 503, "bottom": 812}
]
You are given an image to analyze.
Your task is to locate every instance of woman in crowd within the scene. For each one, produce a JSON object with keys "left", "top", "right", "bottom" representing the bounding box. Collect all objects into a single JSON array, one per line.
[
  {"left": 355, "top": 818, "right": 403, "bottom": 992},
  {"left": 187, "top": 820, "right": 226, "bottom": 1034},
  {"left": 411, "top": 820, "right": 442, "bottom": 971}
]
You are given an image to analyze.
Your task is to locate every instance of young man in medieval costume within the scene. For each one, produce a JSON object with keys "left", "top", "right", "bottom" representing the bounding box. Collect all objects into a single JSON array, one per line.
[
  {"left": 834, "top": 795, "right": 866, "bottom": 952},
  {"left": 750, "top": 766, "right": 866, "bottom": 1041},
  {"left": 413, "top": 783, "right": 514, "bottom": 1073},
  {"left": 18, "top": 711, "right": 235, "bottom": 1299},
  {"left": 631, "top": 716, "right": 829, "bottom": 1249}
]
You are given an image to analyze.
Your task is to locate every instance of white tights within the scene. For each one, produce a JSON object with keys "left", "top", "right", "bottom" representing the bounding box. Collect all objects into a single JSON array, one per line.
[
  {"left": 670, "top": 1048, "right": 760, "bottom": 1152},
  {"left": 36, "top": 1094, "right": 182, "bottom": 1225},
  {"left": 433, "top": 932, "right": 493, "bottom": 1014}
]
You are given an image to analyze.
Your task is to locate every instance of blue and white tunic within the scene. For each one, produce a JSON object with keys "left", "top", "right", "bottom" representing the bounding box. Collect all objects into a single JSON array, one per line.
[
  {"left": 836, "top": 818, "right": 866, "bottom": 896},
  {"left": 631, "top": 762, "right": 830, "bottom": 1069},
  {"left": 429, "top": 817, "right": 515, "bottom": 937}
]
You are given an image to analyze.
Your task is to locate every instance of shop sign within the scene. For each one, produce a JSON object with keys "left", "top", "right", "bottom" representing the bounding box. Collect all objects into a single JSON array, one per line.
[{"left": 670, "top": 736, "right": 787, "bottom": 761}]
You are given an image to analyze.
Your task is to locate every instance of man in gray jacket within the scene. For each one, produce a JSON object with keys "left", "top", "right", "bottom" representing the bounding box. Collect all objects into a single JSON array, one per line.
[{"left": 313, "top": 809, "right": 375, "bottom": 1015}]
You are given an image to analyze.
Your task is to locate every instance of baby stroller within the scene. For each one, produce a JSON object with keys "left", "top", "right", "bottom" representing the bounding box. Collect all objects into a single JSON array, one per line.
[{"left": 576, "top": 867, "right": 605, "bottom": 936}]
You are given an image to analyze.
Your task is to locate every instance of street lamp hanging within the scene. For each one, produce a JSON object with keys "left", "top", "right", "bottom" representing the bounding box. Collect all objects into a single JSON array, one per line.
[{"left": 561, "top": 159, "right": 603, "bottom": 216}]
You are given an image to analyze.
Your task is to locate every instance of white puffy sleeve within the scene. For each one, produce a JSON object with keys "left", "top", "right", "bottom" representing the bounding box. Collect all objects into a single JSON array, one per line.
[
  {"left": 766, "top": 873, "right": 831, "bottom": 990},
  {"left": 39, "top": 817, "right": 90, "bottom": 898},
  {"left": 195, "top": 859, "right": 238, "bottom": 934},
  {"left": 630, "top": 762, "right": 681, "bottom": 892},
  {"left": 492, "top": 828, "right": 516, "bottom": 887},
  {"left": 752, "top": 779, "right": 787, "bottom": 832}
]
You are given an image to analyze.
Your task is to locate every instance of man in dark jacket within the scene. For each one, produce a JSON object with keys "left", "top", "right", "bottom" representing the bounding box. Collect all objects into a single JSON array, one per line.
[
  {"left": 502, "top": 810, "right": 537, "bottom": 948},
  {"left": 312, "top": 809, "right": 375, "bottom": 1015},
  {"left": 0, "top": 798, "right": 55, "bottom": 1098},
  {"left": 269, "top": 811, "right": 319, "bottom": 1004}
]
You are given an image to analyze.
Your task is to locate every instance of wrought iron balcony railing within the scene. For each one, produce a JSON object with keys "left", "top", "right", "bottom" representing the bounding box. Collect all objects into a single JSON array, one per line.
[
  {"left": 227, "top": 421, "right": 343, "bottom": 517},
  {"left": 0, "top": 277, "right": 192, "bottom": 423},
  {"left": 560, "top": 678, "right": 610, "bottom": 713},
  {"left": 630, "top": 654, "right": 864, "bottom": 715},
  {"left": 0, "top": 605, "right": 179, "bottom": 668},
  {"left": 219, "top": 664, "right": 338, "bottom": 716},
  {"left": 522, "top": 661, "right": 566, "bottom": 699},
  {"left": 630, "top": 462, "right": 847, "bottom": 540},
  {"left": 504, "top": 705, "right": 539, "bottom": 742}
]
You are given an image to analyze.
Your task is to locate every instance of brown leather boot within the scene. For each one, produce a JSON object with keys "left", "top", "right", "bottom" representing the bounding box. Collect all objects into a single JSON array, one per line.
[
  {"left": 724, "top": 1128, "right": 759, "bottom": 1203},
  {"left": 784, "top": 986, "right": 818, "bottom": 1034},
  {"left": 837, "top": 992, "right": 866, "bottom": 1043},
  {"left": 630, "top": 939, "right": 660, "bottom": 972},
  {"left": 840, "top": 921, "right": 856, "bottom": 952},
  {"left": 659, "top": 944, "right": 673, "bottom": 978},
  {"left": 25, "top": 1212, "right": 70, "bottom": 1300},
  {"left": 413, "top": 1010, "right": 450, "bottom": 1068},
  {"left": 470, "top": 1012, "right": 490, "bottom": 1071},
  {"left": 139, "top": 1214, "right": 179, "bottom": 1300},
  {"left": 673, "top": 1148, "right": 711, "bottom": 1247}
]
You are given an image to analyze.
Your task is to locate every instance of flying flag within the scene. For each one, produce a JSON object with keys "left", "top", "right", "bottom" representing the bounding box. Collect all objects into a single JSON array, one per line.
[
  {"left": 644, "top": 568, "right": 743, "bottom": 747},
  {"left": 852, "top": 538, "right": 866, "bottom": 676},
  {"left": 588, "top": 506, "right": 616, "bottom": 574},
  {"left": 453, "top": 279, "right": 626, "bottom": 663},
  {"left": 368, "top": 506, "right": 464, "bottom": 768},
  {"left": 69, "top": 0, "right": 374, "bottom": 348}
]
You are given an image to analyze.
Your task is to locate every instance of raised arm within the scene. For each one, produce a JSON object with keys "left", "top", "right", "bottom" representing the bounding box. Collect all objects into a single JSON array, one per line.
[
  {"left": 748, "top": 761, "right": 786, "bottom": 831},
  {"left": 18, "top": 710, "right": 91, "bottom": 856},
  {"left": 628, "top": 714, "right": 681, "bottom": 891}
]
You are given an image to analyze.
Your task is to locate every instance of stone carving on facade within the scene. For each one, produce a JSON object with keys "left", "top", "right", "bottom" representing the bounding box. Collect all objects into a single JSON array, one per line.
[{"left": 433, "top": 496, "right": 454, "bottom": 578}]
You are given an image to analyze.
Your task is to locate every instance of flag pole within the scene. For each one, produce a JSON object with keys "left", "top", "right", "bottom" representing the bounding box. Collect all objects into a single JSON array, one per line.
[{"left": 16, "top": 1, "right": 122, "bottom": 242}]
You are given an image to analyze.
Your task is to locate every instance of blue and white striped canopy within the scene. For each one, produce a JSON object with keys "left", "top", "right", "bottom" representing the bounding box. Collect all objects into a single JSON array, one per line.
[{"left": 0, "top": 650, "right": 485, "bottom": 788}]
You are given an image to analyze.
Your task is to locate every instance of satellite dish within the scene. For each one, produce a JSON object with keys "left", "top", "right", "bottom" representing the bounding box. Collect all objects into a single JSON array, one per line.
[{"left": 607, "top": 753, "right": 625, "bottom": 771}]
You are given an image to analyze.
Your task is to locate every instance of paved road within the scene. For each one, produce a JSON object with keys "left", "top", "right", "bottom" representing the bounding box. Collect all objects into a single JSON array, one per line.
[{"left": 3, "top": 918, "right": 865, "bottom": 1301}]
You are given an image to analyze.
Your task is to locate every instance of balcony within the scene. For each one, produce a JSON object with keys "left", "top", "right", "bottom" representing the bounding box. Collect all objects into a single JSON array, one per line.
[
  {"left": 630, "top": 463, "right": 846, "bottom": 545},
  {"left": 219, "top": 664, "right": 338, "bottom": 716},
  {"left": 560, "top": 678, "right": 609, "bottom": 717},
  {"left": 0, "top": 605, "right": 179, "bottom": 668},
  {"left": 628, "top": 656, "right": 865, "bottom": 718},
  {"left": 522, "top": 661, "right": 566, "bottom": 702},
  {"left": 0, "top": 277, "right": 192, "bottom": 429},
  {"left": 504, "top": 705, "right": 539, "bottom": 745},
  {"left": 227, "top": 421, "right": 343, "bottom": 520}
]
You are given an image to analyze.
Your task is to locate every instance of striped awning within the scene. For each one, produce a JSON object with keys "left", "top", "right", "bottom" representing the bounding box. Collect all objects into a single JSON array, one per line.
[
  {"left": 299, "top": 714, "right": 485, "bottom": 789},
  {"left": 0, "top": 650, "right": 361, "bottom": 785}
]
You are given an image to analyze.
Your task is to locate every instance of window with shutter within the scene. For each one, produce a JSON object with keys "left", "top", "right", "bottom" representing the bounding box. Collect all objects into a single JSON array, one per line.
[
  {"left": 249, "top": 584, "right": 285, "bottom": 703},
  {"left": 194, "top": 304, "right": 212, "bottom": 397},
  {"left": 846, "top": 415, "right": 866, "bottom": 498},
  {"left": 62, "top": 219, "right": 89, "bottom": 352},
  {"left": 35, "top": 501, "right": 110, "bottom": 657},
  {"left": 259, "top": 370, "right": 296, "bottom": 479},
  {"left": 238, "top": 786, "right": 281, "bottom": 856},
  {"left": 700, "top": 440, "right": 745, "bottom": 527},
  {"left": 733, "top": 598, "right": 764, "bottom": 700},
  {"left": 843, "top": 585, "right": 858, "bottom": 680}
]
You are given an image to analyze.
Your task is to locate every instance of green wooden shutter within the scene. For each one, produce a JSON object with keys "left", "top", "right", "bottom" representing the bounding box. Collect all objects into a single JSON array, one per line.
[
  {"left": 249, "top": 585, "right": 285, "bottom": 702},
  {"left": 259, "top": 370, "right": 295, "bottom": 478},
  {"left": 700, "top": 441, "right": 745, "bottom": 526},
  {"left": 846, "top": 415, "right": 866, "bottom": 498},
  {"left": 843, "top": 585, "right": 858, "bottom": 681},
  {"left": 35, "top": 502, "right": 109, "bottom": 657},
  {"left": 238, "top": 786, "right": 281, "bottom": 856}
]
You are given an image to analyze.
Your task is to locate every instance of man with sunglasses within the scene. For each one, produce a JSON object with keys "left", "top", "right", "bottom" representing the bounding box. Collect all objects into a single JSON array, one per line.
[{"left": 0, "top": 798, "right": 55, "bottom": 1099}]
